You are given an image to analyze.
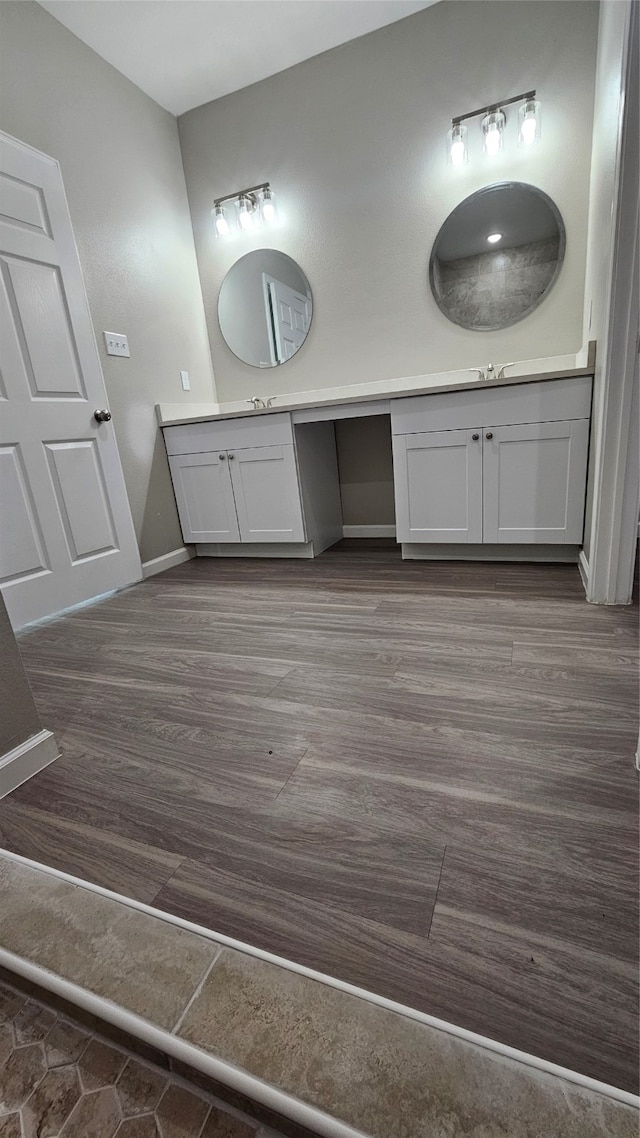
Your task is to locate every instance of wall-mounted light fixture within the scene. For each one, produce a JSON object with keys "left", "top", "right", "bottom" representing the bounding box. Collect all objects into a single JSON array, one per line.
[
  {"left": 448, "top": 90, "right": 540, "bottom": 165},
  {"left": 212, "top": 182, "right": 278, "bottom": 238}
]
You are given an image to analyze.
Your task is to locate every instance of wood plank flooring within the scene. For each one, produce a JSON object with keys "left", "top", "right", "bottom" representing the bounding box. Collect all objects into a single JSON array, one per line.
[{"left": 2, "top": 541, "right": 638, "bottom": 1092}]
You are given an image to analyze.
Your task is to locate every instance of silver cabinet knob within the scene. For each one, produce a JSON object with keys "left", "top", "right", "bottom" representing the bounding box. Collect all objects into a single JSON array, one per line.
[
  {"left": 228, "top": 453, "right": 235, "bottom": 460},
  {"left": 218, "top": 453, "right": 226, "bottom": 460},
  {"left": 472, "top": 433, "right": 479, "bottom": 441},
  {"left": 486, "top": 432, "right": 494, "bottom": 440},
  {"left": 94, "top": 409, "right": 112, "bottom": 423}
]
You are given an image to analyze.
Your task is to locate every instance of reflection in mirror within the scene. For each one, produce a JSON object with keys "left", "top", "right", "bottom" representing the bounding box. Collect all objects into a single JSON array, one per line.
[
  {"left": 218, "top": 249, "right": 313, "bottom": 368},
  {"left": 430, "top": 182, "right": 565, "bottom": 331}
]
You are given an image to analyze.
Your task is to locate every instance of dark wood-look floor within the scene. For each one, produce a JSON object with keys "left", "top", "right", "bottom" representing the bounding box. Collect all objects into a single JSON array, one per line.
[{"left": 3, "top": 542, "right": 638, "bottom": 1092}]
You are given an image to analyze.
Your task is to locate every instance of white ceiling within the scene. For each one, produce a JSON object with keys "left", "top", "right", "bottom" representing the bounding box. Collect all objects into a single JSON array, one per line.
[{"left": 39, "top": 1, "right": 439, "bottom": 117}]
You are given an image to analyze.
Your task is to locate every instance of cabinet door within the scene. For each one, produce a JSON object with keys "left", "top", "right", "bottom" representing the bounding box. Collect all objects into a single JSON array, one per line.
[
  {"left": 482, "top": 419, "right": 589, "bottom": 543},
  {"left": 229, "top": 445, "right": 306, "bottom": 543},
  {"left": 392, "top": 429, "right": 483, "bottom": 543},
  {"left": 168, "top": 452, "right": 240, "bottom": 543}
]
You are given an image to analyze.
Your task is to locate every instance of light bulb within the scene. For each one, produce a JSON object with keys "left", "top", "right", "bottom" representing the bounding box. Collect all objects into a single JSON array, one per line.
[
  {"left": 260, "top": 187, "right": 278, "bottom": 225},
  {"left": 519, "top": 99, "right": 541, "bottom": 145},
  {"left": 486, "top": 233, "right": 502, "bottom": 244},
  {"left": 521, "top": 114, "right": 537, "bottom": 145},
  {"left": 485, "top": 124, "right": 501, "bottom": 156},
  {"left": 482, "top": 110, "right": 505, "bottom": 157},
  {"left": 451, "top": 138, "right": 465, "bottom": 166},
  {"left": 447, "top": 123, "right": 467, "bottom": 167},
  {"left": 213, "top": 205, "right": 230, "bottom": 237},
  {"left": 237, "top": 197, "right": 255, "bottom": 232}
]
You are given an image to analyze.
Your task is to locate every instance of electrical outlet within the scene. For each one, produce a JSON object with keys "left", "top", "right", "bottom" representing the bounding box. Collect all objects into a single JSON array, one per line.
[
  {"left": 180, "top": 370, "right": 190, "bottom": 391},
  {"left": 104, "top": 332, "right": 130, "bottom": 357}
]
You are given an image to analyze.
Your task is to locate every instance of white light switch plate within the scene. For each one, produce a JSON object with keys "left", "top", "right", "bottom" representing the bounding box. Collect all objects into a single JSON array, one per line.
[
  {"left": 180, "top": 370, "right": 190, "bottom": 391},
  {"left": 104, "top": 332, "right": 130, "bottom": 357}
]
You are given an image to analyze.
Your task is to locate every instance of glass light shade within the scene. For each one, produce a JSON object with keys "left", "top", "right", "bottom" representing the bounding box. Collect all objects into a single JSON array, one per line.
[
  {"left": 237, "top": 196, "right": 256, "bottom": 232},
  {"left": 260, "top": 187, "right": 278, "bottom": 225},
  {"left": 482, "top": 110, "right": 505, "bottom": 156},
  {"left": 519, "top": 99, "right": 541, "bottom": 145},
  {"left": 486, "top": 232, "right": 502, "bottom": 244},
  {"left": 447, "top": 123, "right": 468, "bottom": 167},
  {"left": 213, "top": 204, "right": 230, "bottom": 237}
]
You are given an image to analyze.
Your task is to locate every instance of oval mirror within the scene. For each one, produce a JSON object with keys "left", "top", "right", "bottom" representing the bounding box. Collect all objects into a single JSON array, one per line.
[
  {"left": 429, "top": 182, "right": 565, "bottom": 331},
  {"left": 218, "top": 249, "right": 313, "bottom": 368}
]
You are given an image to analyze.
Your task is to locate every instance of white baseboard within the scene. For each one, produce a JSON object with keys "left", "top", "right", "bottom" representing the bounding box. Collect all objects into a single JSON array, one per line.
[
  {"left": 142, "top": 546, "right": 194, "bottom": 578},
  {"left": 578, "top": 549, "right": 590, "bottom": 593},
  {"left": 342, "top": 525, "right": 396, "bottom": 539},
  {"left": 0, "top": 730, "right": 59, "bottom": 799}
]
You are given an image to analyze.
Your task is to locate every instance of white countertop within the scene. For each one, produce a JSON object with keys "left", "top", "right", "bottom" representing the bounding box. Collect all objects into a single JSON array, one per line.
[{"left": 156, "top": 341, "right": 595, "bottom": 428}]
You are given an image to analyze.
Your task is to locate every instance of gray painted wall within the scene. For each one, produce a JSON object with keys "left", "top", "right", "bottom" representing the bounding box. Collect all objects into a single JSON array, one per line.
[
  {"left": 335, "top": 417, "right": 395, "bottom": 526},
  {"left": 178, "top": 0, "right": 599, "bottom": 406},
  {"left": 0, "top": 1, "right": 216, "bottom": 564},
  {"left": 0, "top": 594, "right": 41, "bottom": 756}
]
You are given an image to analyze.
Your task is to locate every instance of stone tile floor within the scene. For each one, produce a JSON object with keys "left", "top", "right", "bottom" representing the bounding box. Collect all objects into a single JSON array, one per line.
[{"left": 0, "top": 978, "right": 282, "bottom": 1138}]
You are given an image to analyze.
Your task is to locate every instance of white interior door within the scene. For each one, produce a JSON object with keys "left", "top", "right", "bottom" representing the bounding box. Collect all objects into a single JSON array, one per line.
[
  {"left": 0, "top": 133, "right": 141, "bottom": 629},
  {"left": 168, "top": 452, "right": 240, "bottom": 543},
  {"left": 482, "top": 419, "right": 590, "bottom": 543},
  {"left": 229, "top": 444, "right": 306, "bottom": 542},
  {"left": 393, "top": 429, "right": 483, "bottom": 542},
  {"left": 264, "top": 274, "right": 311, "bottom": 363}
]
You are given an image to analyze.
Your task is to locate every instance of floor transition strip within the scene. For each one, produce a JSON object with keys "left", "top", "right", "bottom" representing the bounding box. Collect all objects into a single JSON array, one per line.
[{"left": 0, "top": 850, "right": 637, "bottom": 1138}]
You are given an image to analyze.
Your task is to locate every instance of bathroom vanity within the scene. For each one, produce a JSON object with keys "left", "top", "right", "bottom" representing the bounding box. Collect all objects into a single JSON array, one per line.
[
  {"left": 158, "top": 179, "right": 595, "bottom": 565},
  {"left": 159, "top": 351, "right": 594, "bottom": 564}
]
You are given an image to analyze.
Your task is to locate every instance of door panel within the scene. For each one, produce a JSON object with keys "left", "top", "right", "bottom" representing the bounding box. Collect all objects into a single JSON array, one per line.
[
  {"left": 0, "top": 445, "right": 49, "bottom": 583},
  {"left": 0, "top": 170, "right": 51, "bottom": 236},
  {"left": 482, "top": 419, "right": 589, "bottom": 543},
  {"left": 169, "top": 453, "right": 240, "bottom": 543},
  {"left": 393, "top": 429, "right": 483, "bottom": 542},
  {"left": 0, "top": 132, "right": 141, "bottom": 627},
  {"left": 230, "top": 445, "right": 306, "bottom": 542},
  {"left": 44, "top": 440, "right": 117, "bottom": 561},
  {"left": 1, "top": 257, "right": 85, "bottom": 397}
]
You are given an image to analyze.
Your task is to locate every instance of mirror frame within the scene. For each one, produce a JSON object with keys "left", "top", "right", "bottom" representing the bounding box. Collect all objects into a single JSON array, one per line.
[{"left": 429, "top": 182, "right": 567, "bottom": 332}]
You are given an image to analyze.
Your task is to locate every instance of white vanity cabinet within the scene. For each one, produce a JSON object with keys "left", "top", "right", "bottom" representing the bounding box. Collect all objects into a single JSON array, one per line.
[
  {"left": 392, "top": 429, "right": 483, "bottom": 542},
  {"left": 168, "top": 451, "right": 240, "bottom": 542},
  {"left": 481, "top": 418, "right": 589, "bottom": 543},
  {"left": 391, "top": 376, "right": 592, "bottom": 546},
  {"left": 164, "top": 414, "right": 306, "bottom": 545}
]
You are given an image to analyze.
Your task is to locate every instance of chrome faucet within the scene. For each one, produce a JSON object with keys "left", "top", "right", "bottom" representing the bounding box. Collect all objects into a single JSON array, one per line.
[
  {"left": 248, "top": 396, "right": 276, "bottom": 410},
  {"left": 472, "top": 363, "right": 514, "bottom": 382}
]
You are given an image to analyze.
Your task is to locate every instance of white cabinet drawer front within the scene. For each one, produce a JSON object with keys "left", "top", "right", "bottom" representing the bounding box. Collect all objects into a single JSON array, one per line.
[
  {"left": 168, "top": 452, "right": 239, "bottom": 543},
  {"left": 230, "top": 445, "right": 306, "bottom": 543},
  {"left": 164, "top": 412, "right": 294, "bottom": 456},
  {"left": 483, "top": 419, "right": 589, "bottom": 544},
  {"left": 391, "top": 376, "right": 592, "bottom": 435},
  {"left": 393, "top": 429, "right": 483, "bottom": 543}
]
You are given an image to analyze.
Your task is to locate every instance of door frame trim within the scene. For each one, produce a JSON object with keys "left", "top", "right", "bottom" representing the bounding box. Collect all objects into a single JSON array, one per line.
[{"left": 584, "top": 2, "right": 639, "bottom": 603}]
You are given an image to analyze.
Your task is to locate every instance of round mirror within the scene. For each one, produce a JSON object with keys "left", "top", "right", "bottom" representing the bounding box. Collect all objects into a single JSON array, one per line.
[
  {"left": 429, "top": 182, "right": 565, "bottom": 331},
  {"left": 218, "top": 249, "right": 313, "bottom": 368}
]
